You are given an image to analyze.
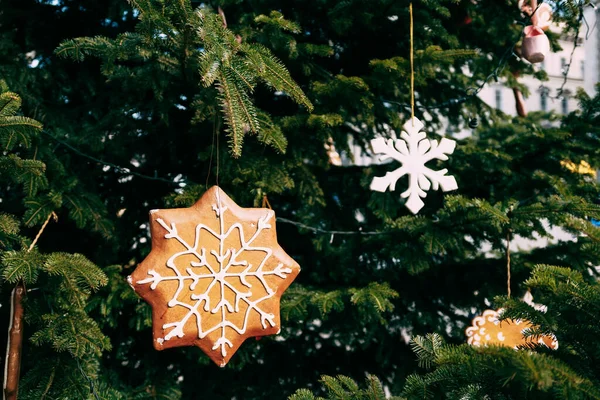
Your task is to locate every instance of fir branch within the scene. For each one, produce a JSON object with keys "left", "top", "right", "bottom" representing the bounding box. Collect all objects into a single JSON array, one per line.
[
  {"left": 409, "top": 334, "right": 444, "bottom": 369},
  {"left": 256, "top": 111, "right": 288, "bottom": 153},
  {"left": 217, "top": 69, "right": 245, "bottom": 156},
  {"left": 349, "top": 282, "right": 399, "bottom": 315},
  {"left": 244, "top": 44, "right": 313, "bottom": 111},
  {"left": 1, "top": 249, "right": 45, "bottom": 285},
  {"left": 254, "top": 11, "right": 302, "bottom": 34},
  {"left": 0, "top": 90, "right": 21, "bottom": 116},
  {"left": 291, "top": 374, "right": 404, "bottom": 400}
]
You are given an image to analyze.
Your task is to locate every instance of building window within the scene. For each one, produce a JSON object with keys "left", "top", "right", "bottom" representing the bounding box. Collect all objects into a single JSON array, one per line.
[
  {"left": 495, "top": 89, "right": 502, "bottom": 111},
  {"left": 541, "top": 92, "right": 548, "bottom": 111},
  {"left": 581, "top": 60, "right": 585, "bottom": 78},
  {"left": 561, "top": 97, "right": 568, "bottom": 114},
  {"left": 561, "top": 57, "right": 567, "bottom": 76},
  {"left": 540, "top": 60, "right": 545, "bottom": 70}
]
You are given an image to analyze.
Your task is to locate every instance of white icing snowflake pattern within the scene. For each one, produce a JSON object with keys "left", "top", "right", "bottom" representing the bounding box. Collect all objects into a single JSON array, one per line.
[
  {"left": 136, "top": 200, "right": 293, "bottom": 360},
  {"left": 370, "top": 117, "right": 458, "bottom": 214}
]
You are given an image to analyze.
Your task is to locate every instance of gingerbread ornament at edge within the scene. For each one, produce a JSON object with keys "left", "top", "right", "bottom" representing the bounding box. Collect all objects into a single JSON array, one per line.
[
  {"left": 466, "top": 309, "right": 558, "bottom": 350},
  {"left": 128, "top": 186, "right": 300, "bottom": 367}
]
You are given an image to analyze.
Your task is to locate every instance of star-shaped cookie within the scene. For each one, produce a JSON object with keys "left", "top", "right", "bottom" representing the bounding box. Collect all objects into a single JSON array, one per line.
[{"left": 128, "top": 186, "right": 300, "bottom": 366}]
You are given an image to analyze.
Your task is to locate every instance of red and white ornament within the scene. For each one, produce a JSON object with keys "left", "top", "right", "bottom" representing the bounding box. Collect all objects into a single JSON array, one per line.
[
  {"left": 519, "top": 0, "right": 553, "bottom": 64},
  {"left": 522, "top": 25, "right": 550, "bottom": 64}
]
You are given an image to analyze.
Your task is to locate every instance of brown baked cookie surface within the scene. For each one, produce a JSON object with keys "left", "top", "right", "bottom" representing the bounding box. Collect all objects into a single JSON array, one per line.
[
  {"left": 466, "top": 309, "right": 558, "bottom": 350},
  {"left": 128, "top": 186, "right": 300, "bottom": 366}
]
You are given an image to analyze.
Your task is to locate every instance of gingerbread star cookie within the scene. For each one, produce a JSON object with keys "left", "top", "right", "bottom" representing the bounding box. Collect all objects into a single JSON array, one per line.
[
  {"left": 466, "top": 309, "right": 558, "bottom": 350},
  {"left": 128, "top": 186, "right": 300, "bottom": 366}
]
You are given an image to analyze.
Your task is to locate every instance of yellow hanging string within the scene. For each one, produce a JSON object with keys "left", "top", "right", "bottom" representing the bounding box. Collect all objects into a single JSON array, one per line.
[
  {"left": 506, "top": 230, "right": 511, "bottom": 298},
  {"left": 262, "top": 194, "right": 272, "bottom": 210},
  {"left": 28, "top": 212, "right": 57, "bottom": 252},
  {"left": 409, "top": 2, "right": 415, "bottom": 126}
]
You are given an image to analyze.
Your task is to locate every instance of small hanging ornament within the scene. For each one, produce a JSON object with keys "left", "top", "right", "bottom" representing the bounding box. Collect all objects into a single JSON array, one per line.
[
  {"left": 466, "top": 309, "right": 558, "bottom": 350},
  {"left": 373, "top": 4, "right": 458, "bottom": 214},
  {"left": 520, "top": 0, "right": 552, "bottom": 64},
  {"left": 370, "top": 117, "right": 458, "bottom": 214},
  {"left": 522, "top": 25, "right": 550, "bottom": 64},
  {"left": 128, "top": 186, "right": 300, "bottom": 367}
]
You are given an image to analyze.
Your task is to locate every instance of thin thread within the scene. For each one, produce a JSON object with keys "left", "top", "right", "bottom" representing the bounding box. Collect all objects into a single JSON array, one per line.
[
  {"left": 409, "top": 2, "right": 415, "bottom": 126},
  {"left": 76, "top": 358, "right": 100, "bottom": 400},
  {"left": 583, "top": 3, "right": 598, "bottom": 41},
  {"left": 262, "top": 195, "right": 272, "bottom": 210},
  {"left": 216, "top": 118, "right": 220, "bottom": 189},
  {"left": 276, "top": 217, "right": 389, "bottom": 236},
  {"left": 506, "top": 229, "right": 512, "bottom": 298},
  {"left": 554, "top": 1, "right": 584, "bottom": 99},
  {"left": 27, "top": 212, "right": 57, "bottom": 252},
  {"left": 215, "top": 116, "right": 221, "bottom": 207},
  {"left": 205, "top": 119, "right": 217, "bottom": 190},
  {"left": 42, "top": 131, "right": 182, "bottom": 186}
]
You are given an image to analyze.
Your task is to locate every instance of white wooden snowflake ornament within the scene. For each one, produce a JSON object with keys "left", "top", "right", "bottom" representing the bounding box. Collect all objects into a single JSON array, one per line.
[
  {"left": 370, "top": 117, "right": 458, "bottom": 214},
  {"left": 128, "top": 186, "right": 300, "bottom": 367}
]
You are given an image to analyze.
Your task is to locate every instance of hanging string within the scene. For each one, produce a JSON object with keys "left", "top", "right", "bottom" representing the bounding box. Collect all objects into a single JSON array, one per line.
[
  {"left": 215, "top": 116, "right": 222, "bottom": 207},
  {"left": 506, "top": 229, "right": 512, "bottom": 298},
  {"left": 276, "top": 217, "right": 390, "bottom": 236},
  {"left": 28, "top": 212, "right": 58, "bottom": 252},
  {"left": 261, "top": 193, "right": 385, "bottom": 235},
  {"left": 42, "top": 131, "right": 182, "bottom": 186},
  {"left": 76, "top": 358, "right": 100, "bottom": 400},
  {"left": 216, "top": 118, "right": 220, "bottom": 189},
  {"left": 262, "top": 194, "right": 272, "bottom": 210},
  {"left": 409, "top": 2, "right": 415, "bottom": 125},
  {"left": 205, "top": 116, "right": 217, "bottom": 190},
  {"left": 554, "top": 1, "right": 585, "bottom": 99},
  {"left": 583, "top": 2, "right": 598, "bottom": 40}
]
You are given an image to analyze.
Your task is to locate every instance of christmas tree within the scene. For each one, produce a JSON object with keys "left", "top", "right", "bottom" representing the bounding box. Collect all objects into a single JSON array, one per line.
[
  {"left": 1, "top": 0, "right": 599, "bottom": 398},
  {"left": 0, "top": 79, "right": 112, "bottom": 398}
]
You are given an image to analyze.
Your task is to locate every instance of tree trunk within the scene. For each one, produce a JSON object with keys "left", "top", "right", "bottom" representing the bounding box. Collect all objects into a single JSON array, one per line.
[
  {"left": 511, "top": 70, "right": 527, "bottom": 117},
  {"left": 513, "top": 87, "right": 527, "bottom": 117},
  {"left": 3, "top": 283, "right": 25, "bottom": 400}
]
